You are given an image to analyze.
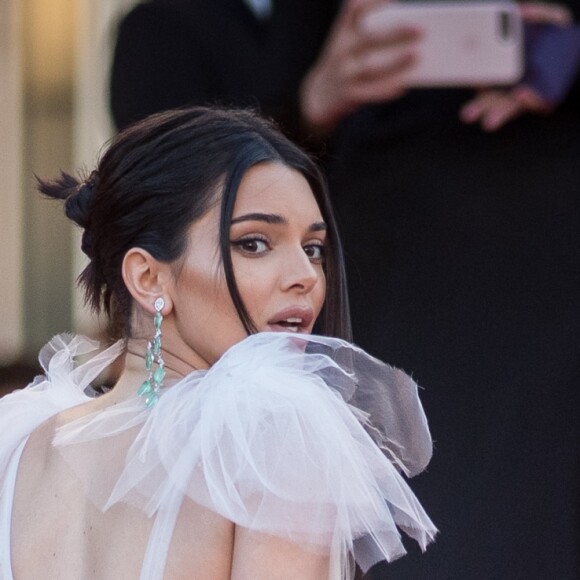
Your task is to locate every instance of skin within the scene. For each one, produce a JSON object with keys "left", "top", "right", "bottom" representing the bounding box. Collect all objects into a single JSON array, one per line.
[
  {"left": 121, "top": 161, "right": 328, "bottom": 375},
  {"left": 162, "top": 161, "right": 327, "bottom": 369},
  {"left": 300, "top": 0, "right": 420, "bottom": 133},
  {"left": 11, "top": 162, "right": 331, "bottom": 579},
  {"left": 460, "top": 2, "right": 573, "bottom": 131},
  {"left": 301, "top": 0, "right": 573, "bottom": 134}
]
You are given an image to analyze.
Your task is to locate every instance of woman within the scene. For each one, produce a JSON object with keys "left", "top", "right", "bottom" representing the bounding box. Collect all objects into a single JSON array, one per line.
[{"left": 0, "top": 107, "right": 435, "bottom": 580}]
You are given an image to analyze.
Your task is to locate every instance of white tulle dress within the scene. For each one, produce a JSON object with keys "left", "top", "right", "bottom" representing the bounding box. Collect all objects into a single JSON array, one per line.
[{"left": 0, "top": 332, "right": 437, "bottom": 580}]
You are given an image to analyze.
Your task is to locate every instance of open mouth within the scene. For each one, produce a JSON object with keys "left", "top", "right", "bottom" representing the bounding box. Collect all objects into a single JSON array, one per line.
[
  {"left": 267, "top": 307, "right": 314, "bottom": 334},
  {"left": 271, "top": 317, "right": 304, "bottom": 332}
]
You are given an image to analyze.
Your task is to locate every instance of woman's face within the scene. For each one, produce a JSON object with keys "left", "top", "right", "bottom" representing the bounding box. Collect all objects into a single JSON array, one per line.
[{"left": 166, "top": 162, "right": 327, "bottom": 369}]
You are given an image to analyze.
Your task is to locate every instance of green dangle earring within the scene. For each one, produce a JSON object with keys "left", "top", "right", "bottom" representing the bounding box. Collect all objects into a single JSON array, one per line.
[{"left": 137, "top": 297, "right": 166, "bottom": 408}]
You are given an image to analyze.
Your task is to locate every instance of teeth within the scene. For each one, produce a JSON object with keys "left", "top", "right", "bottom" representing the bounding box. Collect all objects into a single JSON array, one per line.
[{"left": 285, "top": 317, "right": 302, "bottom": 323}]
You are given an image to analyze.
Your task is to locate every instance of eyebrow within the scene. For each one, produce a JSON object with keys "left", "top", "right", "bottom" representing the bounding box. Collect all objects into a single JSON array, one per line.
[{"left": 231, "top": 212, "right": 327, "bottom": 232}]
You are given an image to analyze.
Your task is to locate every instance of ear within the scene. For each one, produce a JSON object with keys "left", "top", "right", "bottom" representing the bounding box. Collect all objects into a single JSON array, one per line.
[{"left": 121, "top": 248, "right": 174, "bottom": 316}]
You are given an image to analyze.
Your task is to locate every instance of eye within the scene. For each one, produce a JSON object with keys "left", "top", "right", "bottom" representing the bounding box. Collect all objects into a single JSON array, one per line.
[
  {"left": 231, "top": 237, "right": 270, "bottom": 255},
  {"left": 303, "top": 242, "right": 325, "bottom": 263}
]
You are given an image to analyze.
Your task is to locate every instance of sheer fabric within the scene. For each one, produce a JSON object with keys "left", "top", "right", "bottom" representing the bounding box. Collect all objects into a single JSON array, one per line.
[
  {"left": 0, "top": 332, "right": 436, "bottom": 580},
  {"left": 0, "top": 440, "right": 26, "bottom": 580}
]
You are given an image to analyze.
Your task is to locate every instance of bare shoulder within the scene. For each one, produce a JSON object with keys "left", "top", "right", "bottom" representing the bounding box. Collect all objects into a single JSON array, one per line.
[
  {"left": 165, "top": 496, "right": 235, "bottom": 579},
  {"left": 231, "top": 526, "right": 331, "bottom": 580}
]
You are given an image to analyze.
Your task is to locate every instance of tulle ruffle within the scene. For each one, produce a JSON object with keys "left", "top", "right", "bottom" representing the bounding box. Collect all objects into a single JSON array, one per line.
[
  {"left": 0, "top": 334, "right": 124, "bottom": 476},
  {"left": 50, "top": 332, "right": 437, "bottom": 576}
]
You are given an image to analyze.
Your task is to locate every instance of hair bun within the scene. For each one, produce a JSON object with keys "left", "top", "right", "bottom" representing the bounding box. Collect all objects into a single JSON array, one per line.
[{"left": 65, "top": 170, "right": 99, "bottom": 229}]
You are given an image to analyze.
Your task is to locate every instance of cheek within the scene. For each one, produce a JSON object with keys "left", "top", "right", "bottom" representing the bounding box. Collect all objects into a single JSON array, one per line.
[
  {"left": 314, "top": 271, "right": 327, "bottom": 313},
  {"left": 175, "top": 263, "right": 234, "bottom": 327},
  {"left": 232, "top": 267, "right": 273, "bottom": 318},
  {"left": 174, "top": 272, "right": 248, "bottom": 361}
]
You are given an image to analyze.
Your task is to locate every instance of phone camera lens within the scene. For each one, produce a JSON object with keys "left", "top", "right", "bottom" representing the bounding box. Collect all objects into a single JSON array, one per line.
[{"left": 499, "top": 11, "right": 513, "bottom": 40}]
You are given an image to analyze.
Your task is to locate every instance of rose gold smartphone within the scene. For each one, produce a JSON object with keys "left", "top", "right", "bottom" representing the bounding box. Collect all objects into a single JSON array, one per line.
[{"left": 361, "top": 1, "right": 524, "bottom": 86}]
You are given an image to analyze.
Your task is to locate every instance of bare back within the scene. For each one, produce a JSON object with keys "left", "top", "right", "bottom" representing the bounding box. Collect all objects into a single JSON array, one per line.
[{"left": 11, "top": 411, "right": 235, "bottom": 580}]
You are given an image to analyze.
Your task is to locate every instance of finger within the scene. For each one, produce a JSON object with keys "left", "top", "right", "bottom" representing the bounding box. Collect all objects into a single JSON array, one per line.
[
  {"left": 321, "top": 0, "right": 393, "bottom": 63},
  {"left": 350, "top": 74, "right": 410, "bottom": 104},
  {"left": 480, "top": 94, "right": 523, "bottom": 131},
  {"left": 519, "top": 2, "right": 572, "bottom": 25},
  {"left": 459, "top": 90, "right": 503, "bottom": 124},
  {"left": 460, "top": 97, "right": 488, "bottom": 124},
  {"left": 348, "top": 44, "right": 418, "bottom": 81},
  {"left": 320, "top": 0, "right": 375, "bottom": 54},
  {"left": 338, "top": 0, "right": 387, "bottom": 30},
  {"left": 348, "top": 54, "right": 416, "bottom": 103},
  {"left": 357, "top": 4, "right": 422, "bottom": 49},
  {"left": 358, "top": 25, "right": 422, "bottom": 53},
  {"left": 513, "top": 85, "right": 552, "bottom": 112}
]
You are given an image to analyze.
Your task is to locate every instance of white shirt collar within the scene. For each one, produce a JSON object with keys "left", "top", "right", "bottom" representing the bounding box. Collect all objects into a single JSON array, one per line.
[{"left": 243, "top": 0, "right": 273, "bottom": 20}]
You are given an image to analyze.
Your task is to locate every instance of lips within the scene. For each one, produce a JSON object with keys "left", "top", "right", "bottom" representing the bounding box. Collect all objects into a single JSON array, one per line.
[{"left": 267, "top": 306, "right": 314, "bottom": 333}]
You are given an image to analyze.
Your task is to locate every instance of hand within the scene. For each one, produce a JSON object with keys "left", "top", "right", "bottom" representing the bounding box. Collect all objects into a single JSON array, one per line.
[
  {"left": 460, "top": 2, "right": 573, "bottom": 132},
  {"left": 300, "top": 0, "right": 420, "bottom": 133},
  {"left": 518, "top": 1, "right": 572, "bottom": 25},
  {"left": 460, "top": 86, "right": 552, "bottom": 131}
]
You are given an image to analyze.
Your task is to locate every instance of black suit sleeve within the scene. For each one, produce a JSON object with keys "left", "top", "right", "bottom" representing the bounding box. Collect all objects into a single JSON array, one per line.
[{"left": 110, "top": 4, "right": 212, "bottom": 130}]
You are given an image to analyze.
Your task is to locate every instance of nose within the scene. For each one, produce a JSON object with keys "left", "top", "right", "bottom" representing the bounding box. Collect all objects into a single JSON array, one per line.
[{"left": 281, "top": 247, "right": 320, "bottom": 293}]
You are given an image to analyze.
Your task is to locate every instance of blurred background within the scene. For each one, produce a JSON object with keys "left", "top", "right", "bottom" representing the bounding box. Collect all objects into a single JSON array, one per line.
[
  {"left": 1, "top": 1, "right": 579, "bottom": 578},
  {"left": 0, "top": 0, "right": 140, "bottom": 392}
]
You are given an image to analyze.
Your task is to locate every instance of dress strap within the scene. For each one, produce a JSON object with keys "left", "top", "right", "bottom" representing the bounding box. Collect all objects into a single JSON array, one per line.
[
  {"left": 139, "top": 488, "right": 183, "bottom": 580},
  {"left": 0, "top": 439, "right": 28, "bottom": 580}
]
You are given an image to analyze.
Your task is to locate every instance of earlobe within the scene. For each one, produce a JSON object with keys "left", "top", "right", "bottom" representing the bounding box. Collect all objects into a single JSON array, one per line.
[{"left": 122, "top": 248, "right": 174, "bottom": 315}]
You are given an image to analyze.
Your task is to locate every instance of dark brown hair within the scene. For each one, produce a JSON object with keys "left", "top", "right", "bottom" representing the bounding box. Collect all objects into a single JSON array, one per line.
[{"left": 39, "top": 107, "right": 351, "bottom": 340}]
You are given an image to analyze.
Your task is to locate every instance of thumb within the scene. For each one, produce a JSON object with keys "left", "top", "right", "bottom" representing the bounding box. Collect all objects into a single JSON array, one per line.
[
  {"left": 337, "top": 0, "right": 391, "bottom": 29},
  {"left": 513, "top": 85, "right": 552, "bottom": 112}
]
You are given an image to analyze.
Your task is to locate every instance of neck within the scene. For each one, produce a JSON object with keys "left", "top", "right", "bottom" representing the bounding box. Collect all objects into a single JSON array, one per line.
[
  {"left": 125, "top": 338, "right": 199, "bottom": 378},
  {"left": 104, "top": 339, "right": 202, "bottom": 404}
]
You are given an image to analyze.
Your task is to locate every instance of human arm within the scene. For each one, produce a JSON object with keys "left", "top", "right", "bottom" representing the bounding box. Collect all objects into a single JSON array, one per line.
[
  {"left": 460, "top": 2, "right": 577, "bottom": 131},
  {"left": 299, "top": 0, "right": 421, "bottom": 134},
  {"left": 230, "top": 527, "right": 330, "bottom": 580}
]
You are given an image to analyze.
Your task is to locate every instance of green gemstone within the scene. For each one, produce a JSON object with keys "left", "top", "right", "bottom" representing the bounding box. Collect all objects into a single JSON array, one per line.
[
  {"left": 137, "top": 380, "right": 152, "bottom": 396},
  {"left": 145, "top": 392, "right": 159, "bottom": 408},
  {"left": 153, "top": 365, "right": 166, "bottom": 386},
  {"left": 154, "top": 311, "right": 163, "bottom": 330},
  {"left": 145, "top": 349, "right": 154, "bottom": 370},
  {"left": 153, "top": 335, "right": 161, "bottom": 355}
]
